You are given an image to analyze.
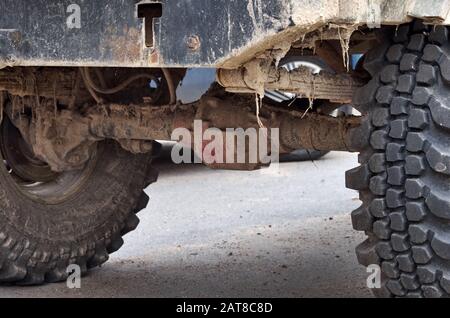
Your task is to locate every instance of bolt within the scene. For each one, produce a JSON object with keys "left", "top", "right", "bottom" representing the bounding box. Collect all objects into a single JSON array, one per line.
[{"left": 186, "top": 35, "right": 201, "bottom": 51}]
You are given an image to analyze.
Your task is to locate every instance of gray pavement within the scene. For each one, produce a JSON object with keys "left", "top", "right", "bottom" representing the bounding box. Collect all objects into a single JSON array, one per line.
[{"left": 0, "top": 152, "right": 373, "bottom": 298}]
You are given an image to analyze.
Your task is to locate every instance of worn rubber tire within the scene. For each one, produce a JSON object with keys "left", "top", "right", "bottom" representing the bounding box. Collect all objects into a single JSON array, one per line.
[
  {"left": 347, "top": 20, "right": 450, "bottom": 297},
  {"left": 0, "top": 140, "right": 158, "bottom": 285}
]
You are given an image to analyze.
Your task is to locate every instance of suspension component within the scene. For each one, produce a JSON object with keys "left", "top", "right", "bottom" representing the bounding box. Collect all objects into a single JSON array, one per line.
[
  {"left": 217, "top": 59, "right": 363, "bottom": 103},
  {"left": 5, "top": 94, "right": 365, "bottom": 172}
]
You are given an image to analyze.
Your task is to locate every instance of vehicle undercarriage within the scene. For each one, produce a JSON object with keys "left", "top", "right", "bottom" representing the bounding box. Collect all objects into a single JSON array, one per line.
[{"left": 0, "top": 0, "right": 450, "bottom": 298}]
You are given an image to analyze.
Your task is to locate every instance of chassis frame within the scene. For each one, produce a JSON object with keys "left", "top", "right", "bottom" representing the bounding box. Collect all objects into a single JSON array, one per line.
[{"left": 1, "top": 0, "right": 449, "bottom": 69}]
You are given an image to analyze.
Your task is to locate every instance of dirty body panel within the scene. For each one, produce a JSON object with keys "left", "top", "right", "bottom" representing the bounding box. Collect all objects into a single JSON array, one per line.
[{"left": 0, "top": 0, "right": 449, "bottom": 69}]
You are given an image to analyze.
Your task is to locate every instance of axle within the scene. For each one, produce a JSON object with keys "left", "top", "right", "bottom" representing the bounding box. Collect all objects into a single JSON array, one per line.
[{"left": 5, "top": 94, "right": 366, "bottom": 172}]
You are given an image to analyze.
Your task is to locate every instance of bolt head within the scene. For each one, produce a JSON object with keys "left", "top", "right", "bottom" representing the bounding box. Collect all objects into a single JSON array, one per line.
[{"left": 186, "top": 35, "right": 201, "bottom": 51}]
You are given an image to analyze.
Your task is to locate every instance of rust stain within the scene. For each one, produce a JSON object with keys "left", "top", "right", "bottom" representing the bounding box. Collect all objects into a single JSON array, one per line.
[
  {"left": 101, "top": 25, "right": 143, "bottom": 64},
  {"left": 150, "top": 50, "right": 160, "bottom": 64}
]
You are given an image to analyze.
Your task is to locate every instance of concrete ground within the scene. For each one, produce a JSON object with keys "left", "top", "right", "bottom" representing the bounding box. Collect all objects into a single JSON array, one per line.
[{"left": 0, "top": 152, "right": 373, "bottom": 298}]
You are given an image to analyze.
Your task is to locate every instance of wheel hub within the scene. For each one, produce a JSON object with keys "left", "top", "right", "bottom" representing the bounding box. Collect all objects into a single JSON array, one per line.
[
  {"left": 0, "top": 112, "right": 98, "bottom": 204},
  {"left": 0, "top": 115, "right": 57, "bottom": 183}
]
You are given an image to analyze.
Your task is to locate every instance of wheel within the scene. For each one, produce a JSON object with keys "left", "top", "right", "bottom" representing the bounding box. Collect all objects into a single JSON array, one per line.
[
  {"left": 0, "top": 114, "right": 158, "bottom": 285},
  {"left": 265, "top": 55, "right": 333, "bottom": 162},
  {"left": 347, "top": 20, "right": 450, "bottom": 297}
]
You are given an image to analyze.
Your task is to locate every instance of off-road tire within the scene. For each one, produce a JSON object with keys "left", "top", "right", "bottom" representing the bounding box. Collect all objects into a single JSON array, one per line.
[
  {"left": 347, "top": 21, "right": 450, "bottom": 297},
  {"left": 0, "top": 140, "right": 158, "bottom": 285}
]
